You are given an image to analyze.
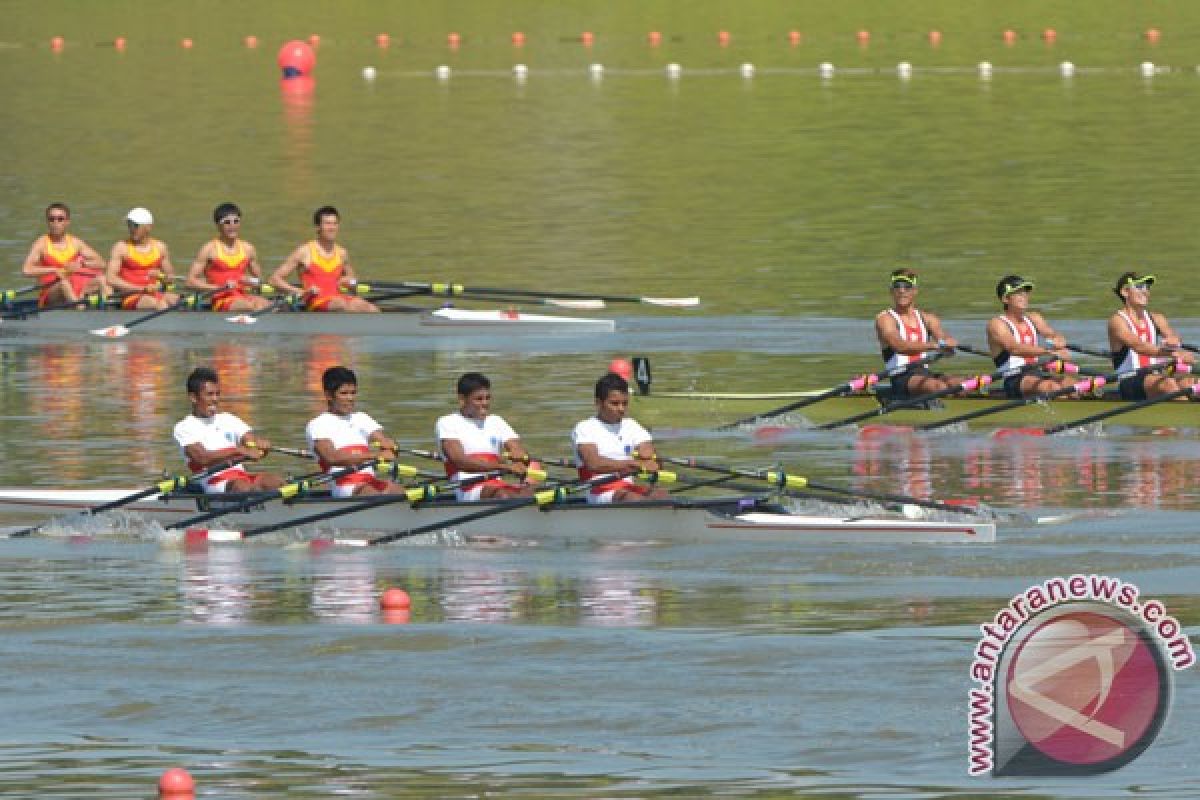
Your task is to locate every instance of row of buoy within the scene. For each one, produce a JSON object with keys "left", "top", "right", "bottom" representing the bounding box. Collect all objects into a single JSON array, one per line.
[
  {"left": 46, "top": 28, "right": 1168, "bottom": 52},
  {"left": 387, "top": 61, "right": 1175, "bottom": 83}
]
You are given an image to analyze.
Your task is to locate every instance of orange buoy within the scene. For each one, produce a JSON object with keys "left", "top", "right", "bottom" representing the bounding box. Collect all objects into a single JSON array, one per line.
[
  {"left": 50, "top": 36, "right": 64, "bottom": 51},
  {"left": 717, "top": 30, "right": 731, "bottom": 46},
  {"left": 243, "top": 34, "right": 258, "bottom": 48},
  {"left": 511, "top": 31, "right": 525, "bottom": 47},
  {"left": 788, "top": 30, "right": 802, "bottom": 46},
  {"left": 928, "top": 29, "right": 942, "bottom": 47},
  {"left": 277, "top": 39, "right": 316, "bottom": 78},
  {"left": 1002, "top": 29, "right": 1017, "bottom": 46},
  {"left": 1042, "top": 28, "right": 1057, "bottom": 44},
  {"left": 376, "top": 32, "right": 390, "bottom": 48},
  {"left": 158, "top": 767, "right": 195, "bottom": 798},
  {"left": 581, "top": 31, "right": 594, "bottom": 47},
  {"left": 856, "top": 29, "right": 871, "bottom": 46},
  {"left": 308, "top": 34, "right": 321, "bottom": 48},
  {"left": 608, "top": 359, "right": 633, "bottom": 381},
  {"left": 114, "top": 36, "right": 127, "bottom": 51},
  {"left": 447, "top": 31, "right": 461, "bottom": 49},
  {"left": 381, "top": 588, "right": 411, "bottom": 611},
  {"left": 181, "top": 38, "right": 194, "bottom": 49},
  {"left": 647, "top": 30, "right": 662, "bottom": 47},
  {"left": 1145, "top": 28, "right": 1161, "bottom": 44}
]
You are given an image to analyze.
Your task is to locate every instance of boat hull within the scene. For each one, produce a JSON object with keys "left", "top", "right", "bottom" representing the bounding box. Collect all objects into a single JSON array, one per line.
[
  {"left": 0, "top": 306, "right": 615, "bottom": 336},
  {"left": 633, "top": 390, "right": 1199, "bottom": 430},
  {"left": 0, "top": 488, "right": 994, "bottom": 544}
]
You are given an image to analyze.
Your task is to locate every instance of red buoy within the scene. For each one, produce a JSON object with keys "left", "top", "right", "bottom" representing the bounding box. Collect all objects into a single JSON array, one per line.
[
  {"left": 158, "top": 767, "right": 195, "bottom": 798},
  {"left": 381, "top": 588, "right": 411, "bottom": 610},
  {"left": 277, "top": 39, "right": 316, "bottom": 78}
]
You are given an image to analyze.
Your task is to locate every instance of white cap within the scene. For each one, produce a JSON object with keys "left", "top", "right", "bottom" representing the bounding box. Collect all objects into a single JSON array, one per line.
[{"left": 126, "top": 207, "right": 153, "bottom": 226}]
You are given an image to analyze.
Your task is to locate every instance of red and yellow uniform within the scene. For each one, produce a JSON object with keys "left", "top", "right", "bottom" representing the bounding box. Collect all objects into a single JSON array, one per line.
[
  {"left": 117, "top": 240, "right": 166, "bottom": 310},
  {"left": 37, "top": 235, "right": 99, "bottom": 307},
  {"left": 301, "top": 241, "right": 345, "bottom": 311},
  {"left": 206, "top": 240, "right": 253, "bottom": 311}
]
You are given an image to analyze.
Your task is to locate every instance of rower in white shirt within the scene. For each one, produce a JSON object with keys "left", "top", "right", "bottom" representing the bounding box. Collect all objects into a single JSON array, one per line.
[
  {"left": 173, "top": 366, "right": 285, "bottom": 493},
  {"left": 572, "top": 372, "right": 668, "bottom": 504},
  {"left": 306, "top": 365, "right": 405, "bottom": 497},
  {"left": 436, "top": 372, "right": 533, "bottom": 500}
]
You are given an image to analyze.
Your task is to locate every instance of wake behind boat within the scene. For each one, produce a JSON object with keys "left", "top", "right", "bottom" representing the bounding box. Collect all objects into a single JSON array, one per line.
[
  {"left": 0, "top": 487, "right": 995, "bottom": 545},
  {"left": 0, "top": 304, "right": 615, "bottom": 336}
]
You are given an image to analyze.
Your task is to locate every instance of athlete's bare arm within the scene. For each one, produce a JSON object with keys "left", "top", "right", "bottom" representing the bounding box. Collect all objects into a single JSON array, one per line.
[
  {"left": 187, "top": 242, "right": 219, "bottom": 290},
  {"left": 269, "top": 245, "right": 309, "bottom": 296}
]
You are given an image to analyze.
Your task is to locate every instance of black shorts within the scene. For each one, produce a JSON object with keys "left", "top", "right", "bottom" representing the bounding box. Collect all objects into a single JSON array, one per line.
[
  {"left": 1002, "top": 374, "right": 1025, "bottom": 400},
  {"left": 889, "top": 367, "right": 932, "bottom": 399},
  {"left": 1118, "top": 373, "right": 1148, "bottom": 402}
]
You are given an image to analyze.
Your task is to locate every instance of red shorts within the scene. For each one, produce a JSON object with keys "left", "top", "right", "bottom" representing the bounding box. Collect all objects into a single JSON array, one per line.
[
  {"left": 333, "top": 471, "right": 391, "bottom": 498},
  {"left": 211, "top": 290, "right": 253, "bottom": 312},
  {"left": 304, "top": 293, "right": 340, "bottom": 311},
  {"left": 202, "top": 467, "right": 263, "bottom": 494},
  {"left": 119, "top": 290, "right": 164, "bottom": 310},
  {"left": 39, "top": 269, "right": 102, "bottom": 306},
  {"left": 587, "top": 478, "right": 650, "bottom": 505}
]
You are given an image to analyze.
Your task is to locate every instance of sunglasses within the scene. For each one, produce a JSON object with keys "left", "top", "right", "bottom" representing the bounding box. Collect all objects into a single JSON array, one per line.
[
  {"left": 890, "top": 280, "right": 916, "bottom": 289},
  {"left": 1002, "top": 284, "right": 1033, "bottom": 297},
  {"left": 1130, "top": 281, "right": 1152, "bottom": 290},
  {"left": 47, "top": 215, "right": 68, "bottom": 222},
  {"left": 219, "top": 217, "right": 241, "bottom": 225}
]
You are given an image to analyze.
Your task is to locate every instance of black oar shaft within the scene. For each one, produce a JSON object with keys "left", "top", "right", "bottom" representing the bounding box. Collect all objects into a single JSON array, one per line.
[{"left": 1042, "top": 385, "right": 1197, "bottom": 435}]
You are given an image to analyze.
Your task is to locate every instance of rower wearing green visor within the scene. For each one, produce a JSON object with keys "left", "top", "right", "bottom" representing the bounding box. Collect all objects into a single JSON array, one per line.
[
  {"left": 986, "top": 275, "right": 1074, "bottom": 398},
  {"left": 874, "top": 268, "right": 962, "bottom": 399},
  {"left": 1108, "top": 271, "right": 1196, "bottom": 400}
]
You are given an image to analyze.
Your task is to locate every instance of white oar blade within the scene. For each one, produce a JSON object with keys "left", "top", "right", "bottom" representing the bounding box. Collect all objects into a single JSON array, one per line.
[
  {"left": 225, "top": 314, "right": 259, "bottom": 325},
  {"left": 545, "top": 298, "right": 606, "bottom": 310},
  {"left": 90, "top": 325, "right": 130, "bottom": 338},
  {"left": 641, "top": 296, "right": 700, "bottom": 307}
]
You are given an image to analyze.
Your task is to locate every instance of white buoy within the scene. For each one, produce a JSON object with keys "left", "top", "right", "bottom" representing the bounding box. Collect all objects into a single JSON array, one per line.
[
  {"left": 740, "top": 62, "right": 755, "bottom": 78},
  {"left": 665, "top": 62, "right": 682, "bottom": 78},
  {"left": 1140, "top": 61, "right": 1156, "bottom": 77},
  {"left": 978, "top": 61, "right": 993, "bottom": 79},
  {"left": 818, "top": 62, "right": 834, "bottom": 78},
  {"left": 896, "top": 61, "right": 912, "bottom": 79},
  {"left": 513, "top": 63, "right": 528, "bottom": 78},
  {"left": 434, "top": 65, "right": 451, "bottom": 80},
  {"left": 1059, "top": 61, "right": 1075, "bottom": 77},
  {"left": 900, "top": 504, "right": 924, "bottom": 520},
  {"left": 361, "top": 66, "right": 377, "bottom": 81},
  {"left": 588, "top": 63, "right": 604, "bottom": 78}
]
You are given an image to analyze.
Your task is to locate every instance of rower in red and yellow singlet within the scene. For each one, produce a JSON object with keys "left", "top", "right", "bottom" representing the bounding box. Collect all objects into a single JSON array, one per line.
[
  {"left": 186, "top": 202, "right": 271, "bottom": 312},
  {"left": 105, "top": 207, "right": 180, "bottom": 311},
  {"left": 21, "top": 202, "right": 110, "bottom": 307},
  {"left": 269, "top": 206, "right": 379, "bottom": 312}
]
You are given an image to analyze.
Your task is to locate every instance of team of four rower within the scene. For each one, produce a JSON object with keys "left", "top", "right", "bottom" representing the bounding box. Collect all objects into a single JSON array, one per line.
[
  {"left": 20, "top": 202, "right": 375, "bottom": 313},
  {"left": 173, "top": 366, "right": 669, "bottom": 507},
  {"left": 878, "top": 268, "right": 1197, "bottom": 402}
]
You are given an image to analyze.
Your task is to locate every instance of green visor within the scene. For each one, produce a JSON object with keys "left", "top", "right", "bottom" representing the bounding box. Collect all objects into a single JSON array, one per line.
[{"left": 1001, "top": 279, "right": 1035, "bottom": 298}]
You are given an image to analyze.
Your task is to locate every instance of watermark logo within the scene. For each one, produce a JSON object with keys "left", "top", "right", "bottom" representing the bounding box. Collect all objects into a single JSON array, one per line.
[{"left": 968, "top": 575, "right": 1194, "bottom": 776}]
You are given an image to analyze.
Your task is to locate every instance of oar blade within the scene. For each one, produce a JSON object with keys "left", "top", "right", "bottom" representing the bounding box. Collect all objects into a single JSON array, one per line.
[
  {"left": 224, "top": 314, "right": 259, "bottom": 325},
  {"left": 90, "top": 325, "right": 130, "bottom": 338},
  {"left": 641, "top": 296, "right": 700, "bottom": 307}
]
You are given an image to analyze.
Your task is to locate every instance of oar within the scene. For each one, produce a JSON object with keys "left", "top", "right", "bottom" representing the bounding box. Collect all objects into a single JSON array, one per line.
[
  {"left": 90, "top": 290, "right": 215, "bottom": 338},
  {"left": 273, "top": 445, "right": 315, "bottom": 460},
  {"left": 659, "top": 456, "right": 982, "bottom": 516},
  {"left": 815, "top": 353, "right": 1078, "bottom": 430},
  {"left": 164, "top": 459, "right": 417, "bottom": 532},
  {"left": 224, "top": 294, "right": 289, "bottom": 326},
  {"left": 5, "top": 458, "right": 245, "bottom": 538},
  {"left": 716, "top": 352, "right": 946, "bottom": 431},
  {"left": 917, "top": 363, "right": 1169, "bottom": 432},
  {"left": 323, "top": 473, "right": 625, "bottom": 548},
  {"left": 1036, "top": 383, "right": 1200, "bottom": 435},
  {"left": 1, "top": 285, "right": 39, "bottom": 304},
  {"left": 1, "top": 291, "right": 108, "bottom": 319},
  {"left": 1067, "top": 343, "right": 1113, "bottom": 359},
  {"left": 360, "top": 281, "right": 699, "bottom": 308}
]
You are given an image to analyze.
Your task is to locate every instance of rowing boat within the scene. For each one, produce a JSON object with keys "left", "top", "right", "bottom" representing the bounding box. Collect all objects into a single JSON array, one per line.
[
  {"left": 0, "top": 488, "right": 994, "bottom": 544},
  {"left": 0, "top": 305, "right": 615, "bottom": 336},
  {"left": 632, "top": 389, "right": 1199, "bottom": 430}
]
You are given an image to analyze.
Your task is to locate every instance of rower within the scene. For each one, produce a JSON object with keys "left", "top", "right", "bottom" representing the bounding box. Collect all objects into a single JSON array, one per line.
[
  {"left": 436, "top": 372, "right": 533, "bottom": 500},
  {"left": 572, "top": 372, "right": 668, "bottom": 504},
  {"left": 186, "top": 202, "right": 272, "bottom": 312},
  {"left": 1107, "top": 272, "right": 1197, "bottom": 400},
  {"left": 173, "top": 367, "right": 285, "bottom": 493},
  {"left": 20, "top": 202, "right": 110, "bottom": 307},
  {"left": 268, "top": 206, "right": 379, "bottom": 312},
  {"left": 874, "top": 268, "right": 961, "bottom": 399},
  {"left": 306, "top": 366, "right": 406, "bottom": 497},
  {"left": 105, "top": 208, "right": 180, "bottom": 311},
  {"left": 986, "top": 275, "right": 1073, "bottom": 398}
]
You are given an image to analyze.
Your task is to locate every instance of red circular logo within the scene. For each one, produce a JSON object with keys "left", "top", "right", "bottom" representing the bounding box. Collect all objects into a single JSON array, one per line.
[{"left": 1005, "top": 610, "right": 1165, "bottom": 767}]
